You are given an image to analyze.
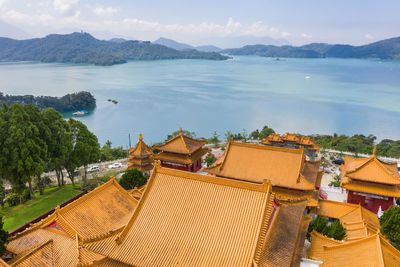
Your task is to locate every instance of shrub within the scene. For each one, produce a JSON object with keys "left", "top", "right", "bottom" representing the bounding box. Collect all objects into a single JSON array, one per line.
[
  {"left": 0, "top": 183, "right": 5, "bottom": 208},
  {"left": 80, "top": 176, "right": 109, "bottom": 192},
  {"left": 329, "top": 175, "right": 341, "bottom": 187},
  {"left": 5, "top": 193, "right": 20, "bottom": 207},
  {"left": 119, "top": 169, "right": 147, "bottom": 190},
  {"left": 308, "top": 216, "right": 346, "bottom": 241},
  {"left": 0, "top": 217, "right": 9, "bottom": 256},
  {"left": 203, "top": 153, "right": 218, "bottom": 167}
]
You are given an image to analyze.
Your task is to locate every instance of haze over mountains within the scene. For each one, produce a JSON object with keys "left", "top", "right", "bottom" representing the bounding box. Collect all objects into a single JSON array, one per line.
[{"left": 153, "top": 37, "right": 222, "bottom": 52}]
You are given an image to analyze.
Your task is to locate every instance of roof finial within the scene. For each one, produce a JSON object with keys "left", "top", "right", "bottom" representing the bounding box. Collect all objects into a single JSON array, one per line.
[
  {"left": 139, "top": 133, "right": 143, "bottom": 141},
  {"left": 110, "top": 176, "right": 116, "bottom": 182},
  {"left": 373, "top": 146, "right": 376, "bottom": 157},
  {"left": 179, "top": 126, "right": 183, "bottom": 136}
]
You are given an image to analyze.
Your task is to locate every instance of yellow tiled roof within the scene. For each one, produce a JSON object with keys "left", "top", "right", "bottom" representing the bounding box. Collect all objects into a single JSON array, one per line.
[
  {"left": 129, "top": 133, "right": 153, "bottom": 158},
  {"left": 85, "top": 164, "right": 282, "bottom": 266},
  {"left": 153, "top": 147, "right": 208, "bottom": 165},
  {"left": 341, "top": 177, "right": 400, "bottom": 197},
  {"left": 281, "top": 133, "right": 300, "bottom": 142},
  {"left": 6, "top": 177, "right": 143, "bottom": 267},
  {"left": 9, "top": 240, "right": 54, "bottom": 267},
  {"left": 273, "top": 186, "right": 319, "bottom": 207},
  {"left": 309, "top": 232, "right": 400, "bottom": 266},
  {"left": 257, "top": 199, "right": 309, "bottom": 267},
  {"left": 313, "top": 199, "right": 380, "bottom": 240},
  {"left": 156, "top": 128, "right": 207, "bottom": 154},
  {"left": 204, "top": 141, "right": 316, "bottom": 191},
  {"left": 342, "top": 154, "right": 400, "bottom": 185}
]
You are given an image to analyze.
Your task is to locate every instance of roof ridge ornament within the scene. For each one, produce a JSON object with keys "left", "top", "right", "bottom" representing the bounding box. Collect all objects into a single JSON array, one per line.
[
  {"left": 139, "top": 133, "right": 143, "bottom": 141},
  {"left": 179, "top": 127, "right": 183, "bottom": 136},
  {"left": 373, "top": 146, "right": 376, "bottom": 157}
]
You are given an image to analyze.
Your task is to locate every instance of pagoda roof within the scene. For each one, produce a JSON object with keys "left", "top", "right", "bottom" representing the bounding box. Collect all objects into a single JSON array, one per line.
[
  {"left": 341, "top": 150, "right": 400, "bottom": 185},
  {"left": 267, "top": 133, "right": 283, "bottom": 142},
  {"left": 273, "top": 187, "right": 319, "bottom": 207},
  {"left": 313, "top": 199, "right": 380, "bottom": 240},
  {"left": 204, "top": 140, "right": 316, "bottom": 191},
  {"left": 309, "top": 231, "right": 400, "bottom": 266},
  {"left": 83, "top": 164, "right": 310, "bottom": 267},
  {"left": 156, "top": 128, "right": 207, "bottom": 154},
  {"left": 281, "top": 133, "right": 300, "bottom": 142},
  {"left": 153, "top": 147, "right": 208, "bottom": 165},
  {"left": 6, "top": 177, "right": 142, "bottom": 266},
  {"left": 129, "top": 133, "right": 152, "bottom": 159}
]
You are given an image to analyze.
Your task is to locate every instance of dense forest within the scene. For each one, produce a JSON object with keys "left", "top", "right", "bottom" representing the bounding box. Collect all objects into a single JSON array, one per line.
[
  {"left": 223, "top": 36, "right": 400, "bottom": 59},
  {"left": 0, "top": 32, "right": 229, "bottom": 66},
  {"left": 0, "top": 91, "right": 96, "bottom": 113}
]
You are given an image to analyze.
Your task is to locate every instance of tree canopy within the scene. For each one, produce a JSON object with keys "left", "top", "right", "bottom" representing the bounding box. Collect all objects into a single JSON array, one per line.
[
  {"left": 380, "top": 206, "right": 400, "bottom": 250},
  {"left": 119, "top": 169, "right": 147, "bottom": 190}
]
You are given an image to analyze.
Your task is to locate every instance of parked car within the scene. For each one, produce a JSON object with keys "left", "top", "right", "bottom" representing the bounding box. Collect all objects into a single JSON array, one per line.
[
  {"left": 108, "top": 162, "right": 122, "bottom": 169},
  {"left": 332, "top": 158, "right": 345, "bottom": 165},
  {"left": 66, "top": 168, "right": 80, "bottom": 177},
  {"left": 87, "top": 165, "right": 100, "bottom": 173}
]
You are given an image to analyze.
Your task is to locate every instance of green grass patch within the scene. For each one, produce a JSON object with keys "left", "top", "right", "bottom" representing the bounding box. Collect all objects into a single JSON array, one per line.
[{"left": 2, "top": 186, "right": 82, "bottom": 232}]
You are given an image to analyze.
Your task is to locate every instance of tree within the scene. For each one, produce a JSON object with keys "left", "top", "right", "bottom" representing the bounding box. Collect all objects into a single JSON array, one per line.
[
  {"left": 250, "top": 129, "right": 260, "bottom": 140},
  {"left": 258, "top": 125, "right": 275, "bottom": 139},
  {"left": 166, "top": 129, "right": 196, "bottom": 140},
  {"left": 208, "top": 131, "right": 220, "bottom": 147},
  {"left": 41, "top": 108, "right": 71, "bottom": 188},
  {"left": 0, "top": 217, "right": 9, "bottom": 256},
  {"left": 65, "top": 119, "right": 100, "bottom": 185},
  {"left": 0, "top": 180, "right": 5, "bottom": 208},
  {"left": 0, "top": 104, "right": 47, "bottom": 200},
  {"left": 380, "top": 206, "right": 400, "bottom": 250},
  {"left": 224, "top": 130, "right": 233, "bottom": 141},
  {"left": 119, "top": 169, "right": 147, "bottom": 190}
]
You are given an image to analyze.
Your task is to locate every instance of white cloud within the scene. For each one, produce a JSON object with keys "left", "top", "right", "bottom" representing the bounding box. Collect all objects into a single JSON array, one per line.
[
  {"left": 301, "top": 33, "right": 312, "bottom": 38},
  {"left": 93, "top": 6, "right": 118, "bottom": 16},
  {"left": 365, "top": 33, "right": 373, "bottom": 39},
  {"left": 53, "top": 0, "right": 79, "bottom": 15},
  {"left": 0, "top": 0, "right": 7, "bottom": 8}
]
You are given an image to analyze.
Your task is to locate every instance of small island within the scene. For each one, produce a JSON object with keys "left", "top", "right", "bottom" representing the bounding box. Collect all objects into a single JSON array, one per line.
[
  {"left": 108, "top": 99, "right": 118, "bottom": 104},
  {"left": 0, "top": 91, "right": 96, "bottom": 113}
]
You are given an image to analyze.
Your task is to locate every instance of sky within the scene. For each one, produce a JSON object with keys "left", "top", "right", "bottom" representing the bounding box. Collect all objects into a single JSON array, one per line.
[{"left": 0, "top": 0, "right": 399, "bottom": 47}]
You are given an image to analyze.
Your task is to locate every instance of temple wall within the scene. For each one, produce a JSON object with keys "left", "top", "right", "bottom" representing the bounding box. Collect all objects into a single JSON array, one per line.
[{"left": 347, "top": 191, "right": 394, "bottom": 214}]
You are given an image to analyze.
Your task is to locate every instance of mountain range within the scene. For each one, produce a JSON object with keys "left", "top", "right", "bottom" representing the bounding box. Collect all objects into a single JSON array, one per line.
[
  {"left": 222, "top": 37, "right": 400, "bottom": 59},
  {"left": 153, "top": 37, "right": 222, "bottom": 52},
  {"left": 0, "top": 32, "right": 229, "bottom": 66}
]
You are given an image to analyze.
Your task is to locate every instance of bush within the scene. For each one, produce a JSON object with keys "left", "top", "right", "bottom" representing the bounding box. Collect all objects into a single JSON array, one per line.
[
  {"left": 5, "top": 193, "right": 20, "bottom": 207},
  {"left": 329, "top": 175, "right": 341, "bottom": 187},
  {"left": 203, "top": 153, "right": 218, "bottom": 167},
  {"left": 308, "top": 216, "right": 346, "bottom": 241},
  {"left": 80, "top": 176, "right": 109, "bottom": 193},
  {"left": 119, "top": 169, "right": 147, "bottom": 190},
  {"left": 0, "top": 217, "right": 9, "bottom": 256},
  {"left": 0, "top": 183, "right": 5, "bottom": 208}
]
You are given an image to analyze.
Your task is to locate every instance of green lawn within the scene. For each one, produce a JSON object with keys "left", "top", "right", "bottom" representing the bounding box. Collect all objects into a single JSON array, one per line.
[{"left": 2, "top": 186, "right": 82, "bottom": 232}]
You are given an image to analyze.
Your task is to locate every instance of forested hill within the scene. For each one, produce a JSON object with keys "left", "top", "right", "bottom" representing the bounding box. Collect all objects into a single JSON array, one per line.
[
  {"left": 0, "top": 91, "right": 96, "bottom": 113},
  {"left": 222, "top": 37, "right": 400, "bottom": 59},
  {"left": 0, "top": 32, "right": 229, "bottom": 66}
]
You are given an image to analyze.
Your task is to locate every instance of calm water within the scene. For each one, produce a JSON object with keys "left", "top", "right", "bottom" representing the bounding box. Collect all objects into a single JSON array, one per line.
[{"left": 1, "top": 56, "right": 400, "bottom": 147}]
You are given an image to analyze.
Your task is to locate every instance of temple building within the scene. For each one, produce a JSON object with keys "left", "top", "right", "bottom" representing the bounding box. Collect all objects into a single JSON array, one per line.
[
  {"left": 261, "top": 133, "right": 320, "bottom": 160},
  {"left": 340, "top": 147, "right": 400, "bottom": 214},
  {"left": 153, "top": 128, "right": 208, "bottom": 172},
  {"left": 5, "top": 176, "right": 140, "bottom": 266},
  {"left": 128, "top": 133, "right": 153, "bottom": 175},
  {"left": 3, "top": 163, "right": 313, "bottom": 267},
  {"left": 204, "top": 140, "right": 323, "bottom": 208}
]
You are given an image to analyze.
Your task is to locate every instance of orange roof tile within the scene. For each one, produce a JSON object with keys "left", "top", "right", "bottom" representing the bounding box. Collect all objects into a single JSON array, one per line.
[
  {"left": 273, "top": 187, "right": 319, "bottom": 207},
  {"left": 156, "top": 128, "right": 207, "bottom": 154},
  {"left": 342, "top": 154, "right": 400, "bottom": 185},
  {"left": 129, "top": 133, "right": 152, "bottom": 158},
  {"left": 153, "top": 147, "right": 208, "bottom": 165},
  {"left": 281, "top": 133, "right": 300, "bottom": 142},
  {"left": 85, "top": 164, "right": 278, "bottom": 266},
  {"left": 267, "top": 133, "right": 283, "bottom": 142},
  {"left": 257, "top": 199, "right": 309, "bottom": 267},
  {"left": 204, "top": 141, "right": 315, "bottom": 191},
  {"left": 309, "top": 233, "right": 400, "bottom": 266},
  {"left": 313, "top": 199, "right": 380, "bottom": 240},
  {"left": 341, "top": 177, "right": 400, "bottom": 197},
  {"left": 9, "top": 240, "right": 54, "bottom": 267}
]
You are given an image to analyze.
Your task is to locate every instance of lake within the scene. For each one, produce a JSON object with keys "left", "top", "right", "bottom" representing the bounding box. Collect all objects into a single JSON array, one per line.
[{"left": 1, "top": 56, "right": 400, "bottom": 147}]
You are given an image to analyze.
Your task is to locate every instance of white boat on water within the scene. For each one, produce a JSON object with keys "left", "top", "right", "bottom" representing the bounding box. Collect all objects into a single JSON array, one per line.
[{"left": 72, "top": 110, "right": 87, "bottom": 116}]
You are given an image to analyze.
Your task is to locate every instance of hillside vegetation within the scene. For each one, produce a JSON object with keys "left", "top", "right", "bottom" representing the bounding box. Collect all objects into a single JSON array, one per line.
[{"left": 0, "top": 32, "right": 229, "bottom": 66}]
